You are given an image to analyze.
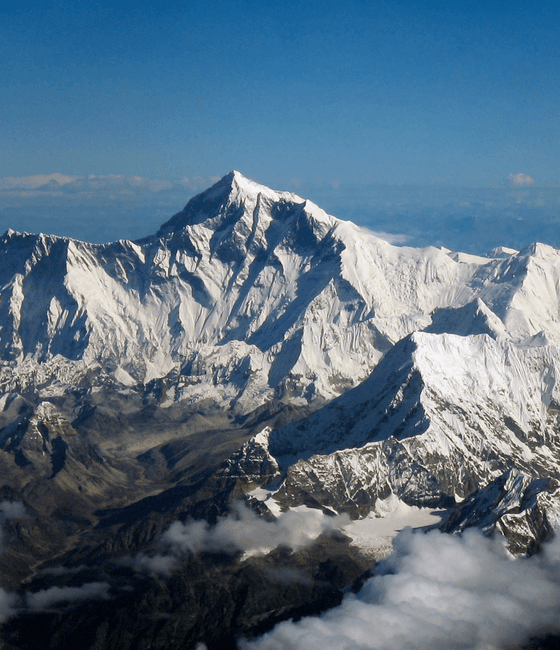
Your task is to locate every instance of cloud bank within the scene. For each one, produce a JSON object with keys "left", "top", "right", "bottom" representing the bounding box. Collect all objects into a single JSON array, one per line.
[
  {"left": 0, "top": 172, "right": 213, "bottom": 243},
  {"left": 0, "top": 500, "right": 26, "bottom": 521},
  {"left": 0, "top": 589, "right": 17, "bottom": 623},
  {"left": 243, "top": 527, "right": 560, "bottom": 650},
  {"left": 0, "top": 499, "right": 25, "bottom": 553},
  {"left": 0, "top": 499, "right": 109, "bottom": 620},
  {"left": 162, "top": 503, "right": 350, "bottom": 556},
  {"left": 26, "top": 582, "right": 111, "bottom": 611},
  {"left": 127, "top": 503, "right": 350, "bottom": 575}
]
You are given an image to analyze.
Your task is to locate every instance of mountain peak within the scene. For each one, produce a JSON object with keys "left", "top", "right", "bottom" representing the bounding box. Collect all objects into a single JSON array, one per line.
[
  {"left": 524, "top": 241, "right": 559, "bottom": 260},
  {"left": 208, "top": 170, "right": 304, "bottom": 205},
  {"left": 156, "top": 172, "right": 320, "bottom": 238}
]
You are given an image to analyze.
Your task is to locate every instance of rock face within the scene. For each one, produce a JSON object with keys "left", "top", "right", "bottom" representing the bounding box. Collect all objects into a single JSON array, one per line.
[
  {"left": 2, "top": 172, "right": 560, "bottom": 648},
  {"left": 224, "top": 331, "right": 560, "bottom": 542}
]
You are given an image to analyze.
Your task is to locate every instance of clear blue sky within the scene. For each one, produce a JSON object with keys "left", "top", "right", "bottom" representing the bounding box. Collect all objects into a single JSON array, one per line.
[{"left": 2, "top": 0, "right": 559, "bottom": 188}]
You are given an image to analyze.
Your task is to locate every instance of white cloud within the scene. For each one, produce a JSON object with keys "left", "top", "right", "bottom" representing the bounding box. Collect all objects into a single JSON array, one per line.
[
  {"left": 0, "top": 500, "right": 25, "bottom": 553},
  {"left": 26, "top": 582, "right": 111, "bottom": 611},
  {"left": 0, "top": 589, "right": 17, "bottom": 623},
  {"left": 242, "top": 528, "right": 560, "bottom": 650},
  {"left": 0, "top": 501, "right": 25, "bottom": 520},
  {"left": 0, "top": 504, "right": 24, "bottom": 625},
  {"left": 119, "top": 552, "right": 178, "bottom": 575},
  {"left": 161, "top": 503, "right": 350, "bottom": 558},
  {"left": 509, "top": 172, "right": 535, "bottom": 187},
  {"left": 127, "top": 503, "right": 350, "bottom": 575}
]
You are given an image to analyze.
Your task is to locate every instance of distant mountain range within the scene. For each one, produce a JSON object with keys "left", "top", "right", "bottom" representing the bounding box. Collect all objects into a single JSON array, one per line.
[{"left": 1, "top": 172, "right": 560, "bottom": 649}]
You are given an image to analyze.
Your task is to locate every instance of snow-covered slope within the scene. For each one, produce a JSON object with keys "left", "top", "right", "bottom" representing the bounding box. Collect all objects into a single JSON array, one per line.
[
  {"left": 223, "top": 330, "right": 560, "bottom": 551},
  {"left": 3, "top": 171, "right": 560, "bottom": 555},
  {"left": 2, "top": 171, "right": 560, "bottom": 416}
]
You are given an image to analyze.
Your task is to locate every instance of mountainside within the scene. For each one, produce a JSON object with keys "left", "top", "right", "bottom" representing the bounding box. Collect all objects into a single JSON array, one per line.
[
  {"left": 227, "top": 331, "right": 560, "bottom": 546},
  {"left": 1, "top": 172, "right": 560, "bottom": 649},
  {"left": 6, "top": 171, "right": 560, "bottom": 412}
]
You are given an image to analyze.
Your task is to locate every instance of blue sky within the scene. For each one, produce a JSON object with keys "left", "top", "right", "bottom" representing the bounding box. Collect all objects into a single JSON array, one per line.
[{"left": 1, "top": 0, "right": 559, "bottom": 249}]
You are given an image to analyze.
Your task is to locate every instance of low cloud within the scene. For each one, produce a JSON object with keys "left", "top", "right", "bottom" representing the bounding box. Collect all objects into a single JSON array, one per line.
[
  {"left": 0, "top": 501, "right": 26, "bottom": 623},
  {"left": 119, "top": 552, "right": 178, "bottom": 575},
  {"left": 0, "top": 589, "right": 18, "bottom": 623},
  {"left": 509, "top": 172, "right": 535, "bottom": 187},
  {"left": 26, "top": 582, "right": 111, "bottom": 611},
  {"left": 0, "top": 500, "right": 25, "bottom": 553},
  {"left": 243, "top": 528, "right": 560, "bottom": 650},
  {"left": 263, "top": 566, "right": 313, "bottom": 585},
  {"left": 0, "top": 500, "right": 25, "bottom": 520},
  {"left": 161, "top": 503, "right": 350, "bottom": 557},
  {"left": 127, "top": 503, "right": 350, "bottom": 575}
]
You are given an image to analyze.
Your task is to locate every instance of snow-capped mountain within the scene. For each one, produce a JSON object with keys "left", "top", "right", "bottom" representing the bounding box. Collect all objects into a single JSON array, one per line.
[
  {"left": 2, "top": 172, "right": 560, "bottom": 649},
  {"left": 225, "top": 330, "right": 560, "bottom": 551},
  {"left": 3, "top": 171, "right": 560, "bottom": 545},
  {"left": 3, "top": 171, "right": 560, "bottom": 416}
]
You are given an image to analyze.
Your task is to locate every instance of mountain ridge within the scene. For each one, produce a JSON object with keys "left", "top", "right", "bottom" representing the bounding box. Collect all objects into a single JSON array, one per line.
[
  {"left": 3, "top": 170, "right": 557, "bottom": 407},
  {"left": 1, "top": 172, "right": 560, "bottom": 649}
]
